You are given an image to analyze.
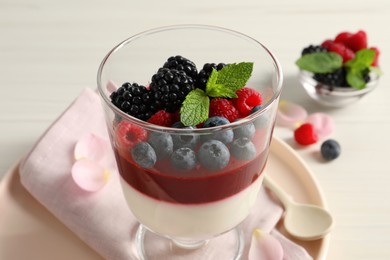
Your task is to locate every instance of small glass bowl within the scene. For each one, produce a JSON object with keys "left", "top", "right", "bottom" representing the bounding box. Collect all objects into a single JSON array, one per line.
[{"left": 298, "top": 70, "right": 380, "bottom": 107}]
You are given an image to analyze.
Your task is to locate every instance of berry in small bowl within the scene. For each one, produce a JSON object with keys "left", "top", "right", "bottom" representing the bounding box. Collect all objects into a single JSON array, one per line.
[{"left": 296, "top": 30, "right": 382, "bottom": 107}]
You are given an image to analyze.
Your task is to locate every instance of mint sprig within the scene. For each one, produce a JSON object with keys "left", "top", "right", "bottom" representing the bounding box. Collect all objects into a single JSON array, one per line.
[
  {"left": 295, "top": 52, "right": 343, "bottom": 73},
  {"left": 345, "top": 49, "right": 376, "bottom": 90},
  {"left": 180, "top": 62, "right": 253, "bottom": 126}
]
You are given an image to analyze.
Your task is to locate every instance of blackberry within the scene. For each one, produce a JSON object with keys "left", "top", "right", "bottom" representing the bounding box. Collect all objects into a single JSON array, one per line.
[
  {"left": 301, "top": 45, "right": 327, "bottom": 56},
  {"left": 110, "top": 82, "right": 155, "bottom": 120},
  {"left": 196, "top": 63, "right": 227, "bottom": 90},
  {"left": 163, "top": 55, "right": 198, "bottom": 81},
  {"left": 150, "top": 68, "right": 195, "bottom": 113},
  {"left": 314, "top": 68, "right": 349, "bottom": 87}
]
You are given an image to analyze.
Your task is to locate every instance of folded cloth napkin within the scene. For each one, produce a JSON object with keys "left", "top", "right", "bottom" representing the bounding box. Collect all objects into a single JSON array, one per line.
[{"left": 19, "top": 88, "right": 313, "bottom": 260}]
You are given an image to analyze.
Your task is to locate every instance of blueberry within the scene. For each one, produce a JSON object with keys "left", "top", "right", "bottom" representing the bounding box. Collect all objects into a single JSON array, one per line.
[
  {"left": 198, "top": 140, "right": 230, "bottom": 171},
  {"left": 172, "top": 126, "right": 199, "bottom": 149},
  {"left": 251, "top": 105, "right": 269, "bottom": 129},
  {"left": 233, "top": 120, "right": 255, "bottom": 139},
  {"left": 202, "top": 116, "right": 233, "bottom": 144},
  {"left": 231, "top": 137, "right": 256, "bottom": 160},
  {"left": 172, "top": 121, "right": 185, "bottom": 128},
  {"left": 321, "top": 139, "right": 341, "bottom": 161},
  {"left": 203, "top": 116, "right": 230, "bottom": 127},
  {"left": 171, "top": 147, "right": 197, "bottom": 171},
  {"left": 131, "top": 142, "right": 157, "bottom": 168},
  {"left": 148, "top": 132, "right": 173, "bottom": 160}
]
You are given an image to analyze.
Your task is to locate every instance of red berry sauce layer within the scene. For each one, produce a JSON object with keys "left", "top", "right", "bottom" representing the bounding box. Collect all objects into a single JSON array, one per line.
[{"left": 116, "top": 129, "right": 269, "bottom": 204}]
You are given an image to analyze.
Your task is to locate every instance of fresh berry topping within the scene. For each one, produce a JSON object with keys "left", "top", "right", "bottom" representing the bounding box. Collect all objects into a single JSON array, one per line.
[
  {"left": 148, "top": 132, "right": 173, "bottom": 160},
  {"left": 110, "top": 82, "right": 155, "bottom": 120},
  {"left": 334, "top": 32, "right": 353, "bottom": 45},
  {"left": 203, "top": 116, "right": 230, "bottom": 128},
  {"left": 370, "top": 47, "right": 380, "bottom": 66},
  {"left": 163, "top": 55, "right": 198, "bottom": 81},
  {"left": 171, "top": 121, "right": 185, "bottom": 128},
  {"left": 301, "top": 45, "right": 327, "bottom": 56},
  {"left": 172, "top": 126, "right": 200, "bottom": 150},
  {"left": 198, "top": 140, "right": 230, "bottom": 171},
  {"left": 147, "top": 110, "right": 175, "bottom": 127},
  {"left": 209, "top": 98, "right": 240, "bottom": 122},
  {"left": 326, "top": 42, "right": 355, "bottom": 63},
  {"left": 202, "top": 116, "right": 233, "bottom": 144},
  {"left": 314, "top": 67, "right": 349, "bottom": 87},
  {"left": 196, "top": 63, "right": 227, "bottom": 90},
  {"left": 230, "top": 137, "right": 256, "bottom": 160},
  {"left": 321, "top": 39, "right": 334, "bottom": 50},
  {"left": 233, "top": 121, "right": 255, "bottom": 139},
  {"left": 320, "top": 139, "right": 341, "bottom": 160},
  {"left": 150, "top": 68, "right": 195, "bottom": 113},
  {"left": 294, "top": 123, "right": 318, "bottom": 145},
  {"left": 345, "top": 30, "right": 367, "bottom": 52},
  {"left": 115, "top": 121, "right": 147, "bottom": 149},
  {"left": 131, "top": 142, "right": 157, "bottom": 169},
  {"left": 233, "top": 87, "right": 263, "bottom": 117},
  {"left": 170, "top": 147, "right": 197, "bottom": 171},
  {"left": 250, "top": 105, "right": 262, "bottom": 114}
]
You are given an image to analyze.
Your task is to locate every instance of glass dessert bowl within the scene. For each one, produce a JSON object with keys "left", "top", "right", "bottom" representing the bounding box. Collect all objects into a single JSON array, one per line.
[
  {"left": 296, "top": 30, "right": 381, "bottom": 107},
  {"left": 97, "top": 25, "right": 283, "bottom": 259},
  {"left": 298, "top": 70, "right": 379, "bottom": 107}
]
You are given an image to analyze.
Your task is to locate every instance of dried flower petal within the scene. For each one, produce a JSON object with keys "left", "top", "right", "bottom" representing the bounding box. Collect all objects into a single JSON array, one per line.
[
  {"left": 306, "top": 113, "right": 335, "bottom": 139},
  {"left": 276, "top": 100, "right": 308, "bottom": 128},
  {"left": 71, "top": 159, "right": 110, "bottom": 192},
  {"left": 248, "top": 229, "right": 284, "bottom": 260}
]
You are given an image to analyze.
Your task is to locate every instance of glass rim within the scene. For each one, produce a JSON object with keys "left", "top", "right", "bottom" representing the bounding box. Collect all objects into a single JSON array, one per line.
[{"left": 97, "top": 24, "right": 283, "bottom": 133}]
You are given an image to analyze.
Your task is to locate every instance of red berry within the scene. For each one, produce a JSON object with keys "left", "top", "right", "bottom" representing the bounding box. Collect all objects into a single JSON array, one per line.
[
  {"left": 327, "top": 42, "right": 355, "bottom": 63},
  {"left": 294, "top": 123, "right": 318, "bottom": 145},
  {"left": 321, "top": 39, "right": 334, "bottom": 49},
  {"left": 346, "top": 30, "right": 367, "bottom": 52},
  {"left": 209, "top": 98, "right": 240, "bottom": 122},
  {"left": 116, "top": 120, "right": 147, "bottom": 149},
  {"left": 370, "top": 47, "right": 380, "bottom": 67},
  {"left": 147, "top": 110, "right": 175, "bottom": 127},
  {"left": 233, "top": 87, "right": 262, "bottom": 117},
  {"left": 334, "top": 32, "right": 353, "bottom": 45}
]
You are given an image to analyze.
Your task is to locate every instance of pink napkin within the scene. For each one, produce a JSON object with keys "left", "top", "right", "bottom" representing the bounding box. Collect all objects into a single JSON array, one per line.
[{"left": 19, "top": 88, "right": 313, "bottom": 260}]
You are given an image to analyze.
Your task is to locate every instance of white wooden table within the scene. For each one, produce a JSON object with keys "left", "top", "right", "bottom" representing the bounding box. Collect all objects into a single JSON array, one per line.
[{"left": 1, "top": 0, "right": 389, "bottom": 259}]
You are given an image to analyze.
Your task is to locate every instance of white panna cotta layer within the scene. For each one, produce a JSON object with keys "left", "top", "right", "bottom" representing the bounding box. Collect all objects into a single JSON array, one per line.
[{"left": 120, "top": 174, "right": 264, "bottom": 240}]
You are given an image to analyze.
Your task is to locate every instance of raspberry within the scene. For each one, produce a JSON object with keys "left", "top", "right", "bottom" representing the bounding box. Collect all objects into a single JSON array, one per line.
[
  {"left": 321, "top": 39, "right": 334, "bottom": 49},
  {"left": 294, "top": 123, "right": 318, "bottom": 145},
  {"left": 334, "top": 32, "right": 352, "bottom": 45},
  {"left": 115, "top": 120, "right": 147, "bottom": 149},
  {"left": 233, "top": 88, "right": 262, "bottom": 117},
  {"left": 147, "top": 110, "right": 175, "bottom": 127},
  {"left": 328, "top": 43, "right": 355, "bottom": 63},
  {"left": 370, "top": 47, "right": 380, "bottom": 67},
  {"left": 209, "top": 98, "right": 239, "bottom": 122},
  {"left": 345, "top": 30, "right": 367, "bottom": 52}
]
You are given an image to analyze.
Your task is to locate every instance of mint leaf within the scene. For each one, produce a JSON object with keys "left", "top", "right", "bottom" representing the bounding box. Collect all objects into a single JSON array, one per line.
[
  {"left": 205, "top": 62, "right": 253, "bottom": 98},
  {"left": 180, "top": 89, "right": 210, "bottom": 126},
  {"left": 296, "top": 52, "right": 342, "bottom": 73},
  {"left": 346, "top": 68, "right": 366, "bottom": 90},
  {"left": 345, "top": 49, "right": 377, "bottom": 89}
]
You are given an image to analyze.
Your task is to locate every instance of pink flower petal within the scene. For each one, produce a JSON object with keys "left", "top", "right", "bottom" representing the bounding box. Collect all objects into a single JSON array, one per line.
[
  {"left": 249, "top": 229, "right": 284, "bottom": 260},
  {"left": 276, "top": 100, "right": 308, "bottom": 128},
  {"left": 306, "top": 113, "right": 335, "bottom": 139},
  {"left": 74, "top": 133, "right": 109, "bottom": 164},
  {"left": 71, "top": 159, "right": 110, "bottom": 192}
]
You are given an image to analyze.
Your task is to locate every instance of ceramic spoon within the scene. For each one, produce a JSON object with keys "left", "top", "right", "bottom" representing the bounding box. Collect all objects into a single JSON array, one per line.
[{"left": 263, "top": 176, "right": 333, "bottom": 241}]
